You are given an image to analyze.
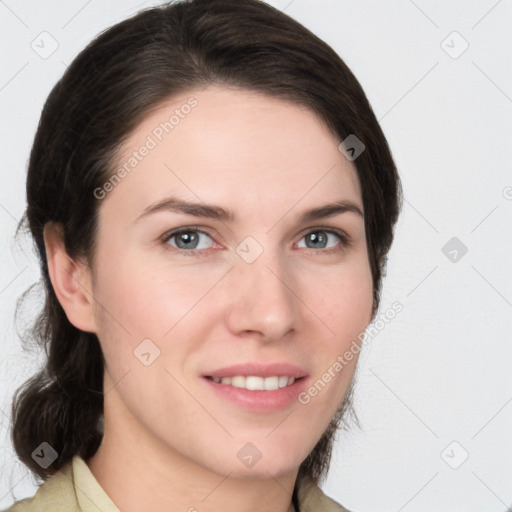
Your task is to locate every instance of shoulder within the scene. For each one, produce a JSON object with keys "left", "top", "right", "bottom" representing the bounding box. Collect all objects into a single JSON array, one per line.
[
  {"left": 3, "top": 456, "right": 119, "bottom": 512},
  {"left": 3, "top": 457, "right": 80, "bottom": 512},
  {"left": 297, "top": 476, "right": 352, "bottom": 512}
]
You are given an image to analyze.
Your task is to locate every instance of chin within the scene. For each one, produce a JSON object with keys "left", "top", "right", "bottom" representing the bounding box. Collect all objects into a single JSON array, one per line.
[
  {"left": 228, "top": 460, "right": 298, "bottom": 480},
  {"left": 200, "top": 445, "right": 301, "bottom": 480}
]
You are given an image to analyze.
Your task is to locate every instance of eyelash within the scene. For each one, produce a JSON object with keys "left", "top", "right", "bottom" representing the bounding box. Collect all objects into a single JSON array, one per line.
[{"left": 160, "top": 226, "right": 352, "bottom": 257}]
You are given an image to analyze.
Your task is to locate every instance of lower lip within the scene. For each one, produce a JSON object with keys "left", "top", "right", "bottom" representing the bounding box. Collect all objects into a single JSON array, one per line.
[{"left": 202, "top": 376, "right": 309, "bottom": 412}]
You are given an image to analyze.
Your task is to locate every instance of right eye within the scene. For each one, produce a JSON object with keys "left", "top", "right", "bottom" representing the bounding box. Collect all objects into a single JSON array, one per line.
[{"left": 161, "top": 227, "right": 216, "bottom": 256}]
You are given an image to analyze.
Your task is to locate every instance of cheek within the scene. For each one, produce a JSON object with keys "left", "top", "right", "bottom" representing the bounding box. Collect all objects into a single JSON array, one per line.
[
  {"left": 90, "top": 252, "right": 228, "bottom": 383},
  {"left": 297, "top": 260, "right": 372, "bottom": 407},
  {"left": 309, "top": 259, "right": 374, "bottom": 336},
  {"left": 91, "top": 250, "right": 195, "bottom": 336}
]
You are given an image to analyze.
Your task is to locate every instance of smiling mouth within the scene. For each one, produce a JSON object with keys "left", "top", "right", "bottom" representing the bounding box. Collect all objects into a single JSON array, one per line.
[{"left": 204, "top": 375, "right": 304, "bottom": 391}]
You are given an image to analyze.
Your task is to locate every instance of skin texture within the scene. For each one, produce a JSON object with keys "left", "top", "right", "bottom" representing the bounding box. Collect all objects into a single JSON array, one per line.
[{"left": 44, "top": 85, "right": 374, "bottom": 512}]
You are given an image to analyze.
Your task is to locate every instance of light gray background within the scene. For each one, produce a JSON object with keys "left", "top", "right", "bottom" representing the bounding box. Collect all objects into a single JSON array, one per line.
[{"left": 1, "top": 1, "right": 511, "bottom": 511}]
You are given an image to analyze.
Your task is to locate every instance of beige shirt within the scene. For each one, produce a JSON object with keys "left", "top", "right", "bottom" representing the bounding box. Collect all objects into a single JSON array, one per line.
[{"left": 3, "top": 456, "right": 349, "bottom": 512}]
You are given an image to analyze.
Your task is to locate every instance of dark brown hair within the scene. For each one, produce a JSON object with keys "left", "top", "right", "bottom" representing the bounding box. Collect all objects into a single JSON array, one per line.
[{"left": 10, "top": 0, "right": 402, "bottom": 494}]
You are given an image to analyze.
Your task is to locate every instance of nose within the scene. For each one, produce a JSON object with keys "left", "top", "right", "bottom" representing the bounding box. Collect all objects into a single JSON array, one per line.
[{"left": 224, "top": 247, "right": 299, "bottom": 343}]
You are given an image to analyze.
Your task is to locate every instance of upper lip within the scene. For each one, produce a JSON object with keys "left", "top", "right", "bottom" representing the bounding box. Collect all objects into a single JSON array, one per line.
[{"left": 204, "top": 363, "right": 308, "bottom": 379}]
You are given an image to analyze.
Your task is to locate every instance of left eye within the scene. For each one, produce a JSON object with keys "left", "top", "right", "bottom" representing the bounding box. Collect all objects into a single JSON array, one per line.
[{"left": 296, "top": 230, "right": 344, "bottom": 250}]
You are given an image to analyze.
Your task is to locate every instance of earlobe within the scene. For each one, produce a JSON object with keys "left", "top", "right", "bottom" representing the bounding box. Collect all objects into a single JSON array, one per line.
[{"left": 43, "top": 222, "right": 97, "bottom": 333}]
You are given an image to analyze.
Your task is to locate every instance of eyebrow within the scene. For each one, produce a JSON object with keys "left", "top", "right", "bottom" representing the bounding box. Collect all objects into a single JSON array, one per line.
[{"left": 133, "top": 196, "right": 364, "bottom": 224}]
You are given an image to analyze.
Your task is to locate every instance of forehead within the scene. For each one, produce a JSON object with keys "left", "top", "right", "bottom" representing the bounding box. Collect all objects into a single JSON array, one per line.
[{"left": 103, "top": 85, "right": 362, "bottom": 222}]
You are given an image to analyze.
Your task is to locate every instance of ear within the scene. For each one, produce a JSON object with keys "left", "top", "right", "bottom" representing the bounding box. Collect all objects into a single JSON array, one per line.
[{"left": 43, "top": 222, "right": 97, "bottom": 333}]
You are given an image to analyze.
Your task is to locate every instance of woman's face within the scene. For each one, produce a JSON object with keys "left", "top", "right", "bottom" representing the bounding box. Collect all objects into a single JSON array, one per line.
[{"left": 88, "top": 85, "right": 373, "bottom": 479}]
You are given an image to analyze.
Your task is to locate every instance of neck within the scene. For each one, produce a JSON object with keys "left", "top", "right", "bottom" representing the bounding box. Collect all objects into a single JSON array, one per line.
[{"left": 87, "top": 393, "right": 299, "bottom": 512}]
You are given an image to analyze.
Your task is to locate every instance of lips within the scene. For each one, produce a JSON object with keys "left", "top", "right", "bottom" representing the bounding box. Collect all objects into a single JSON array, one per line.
[
  {"left": 203, "top": 370, "right": 309, "bottom": 411},
  {"left": 203, "top": 362, "right": 308, "bottom": 379}
]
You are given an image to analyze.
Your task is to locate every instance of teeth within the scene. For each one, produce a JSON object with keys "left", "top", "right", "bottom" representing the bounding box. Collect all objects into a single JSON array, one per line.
[
  {"left": 278, "top": 376, "right": 289, "bottom": 388},
  {"left": 210, "top": 375, "right": 296, "bottom": 390}
]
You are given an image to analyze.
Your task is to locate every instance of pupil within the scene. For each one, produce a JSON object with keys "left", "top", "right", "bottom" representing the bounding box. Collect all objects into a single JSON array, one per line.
[
  {"left": 177, "top": 232, "right": 198, "bottom": 249},
  {"left": 308, "top": 231, "right": 326, "bottom": 249}
]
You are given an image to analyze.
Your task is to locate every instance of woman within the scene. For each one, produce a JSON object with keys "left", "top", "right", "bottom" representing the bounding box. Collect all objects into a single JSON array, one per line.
[{"left": 5, "top": 0, "right": 402, "bottom": 510}]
